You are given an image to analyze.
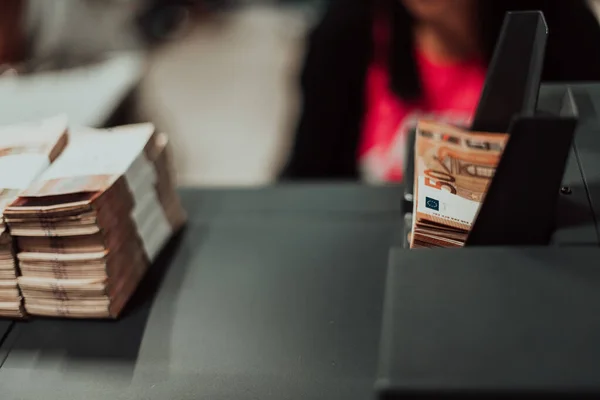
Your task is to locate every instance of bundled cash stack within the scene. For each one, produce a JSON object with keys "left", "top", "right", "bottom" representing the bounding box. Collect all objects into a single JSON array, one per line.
[
  {"left": 410, "top": 121, "right": 508, "bottom": 248},
  {"left": 4, "top": 124, "right": 186, "bottom": 318},
  {"left": 0, "top": 116, "right": 69, "bottom": 317}
]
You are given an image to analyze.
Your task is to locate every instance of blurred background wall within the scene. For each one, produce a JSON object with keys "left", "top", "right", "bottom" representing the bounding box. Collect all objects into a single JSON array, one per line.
[
  {"left": 137, "top": 3, "right": 317, "bottom": 186},
  {"left": 0, "top": 0, "right": 322, "bottom": 187},
  {"left": 1, "top": 0, "right": 599, "bottom": 187},
  {"left": 139, "top": 0, "right": 600, "bottom": 186}
]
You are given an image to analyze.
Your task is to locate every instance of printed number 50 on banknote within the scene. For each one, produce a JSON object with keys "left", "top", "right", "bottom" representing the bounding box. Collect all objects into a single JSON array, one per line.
[{"left": 414, "top": 120, "right": 509, "bottom": 230}]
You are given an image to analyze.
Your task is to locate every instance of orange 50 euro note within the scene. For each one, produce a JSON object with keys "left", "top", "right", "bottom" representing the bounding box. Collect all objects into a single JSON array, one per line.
[{"left": 410, "top": 120, "right": 509, "bottom": 248}]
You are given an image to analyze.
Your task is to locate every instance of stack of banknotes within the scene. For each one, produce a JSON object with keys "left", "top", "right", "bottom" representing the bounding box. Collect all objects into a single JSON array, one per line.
[
  {"left": 0, "top": 116, "right": 69, "bottom": 317},
  {"left": 410, "top": 120, "right": 508, "bottom": 248},
  {"left": 4, "top": 123, "right": 186, "bottom": 318}
]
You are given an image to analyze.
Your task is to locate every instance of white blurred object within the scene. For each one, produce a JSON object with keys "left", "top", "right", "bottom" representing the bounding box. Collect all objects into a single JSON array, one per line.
[
  {"left": 0, "top": 52, "right": 144, "bottom": 127},
  {"left": 138, "top": 5, "right": 311, "bottom": 186}
]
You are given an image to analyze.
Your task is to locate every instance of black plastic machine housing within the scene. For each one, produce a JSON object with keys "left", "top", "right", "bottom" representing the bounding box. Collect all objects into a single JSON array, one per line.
[{"left": 379, "top": 11, "right": 600, "bottom": 398}]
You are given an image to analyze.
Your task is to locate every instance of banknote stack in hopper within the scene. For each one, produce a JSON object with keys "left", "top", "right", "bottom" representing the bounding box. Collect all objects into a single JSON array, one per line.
[
  {"left": 410, "top": 120, "right": 508, "bottom": 248},
  {"left": 4, "top": 124, "right": 186, "bottom": 318},
  {"left": 0, "top": 116, "right": 69, "bottom": 318}
]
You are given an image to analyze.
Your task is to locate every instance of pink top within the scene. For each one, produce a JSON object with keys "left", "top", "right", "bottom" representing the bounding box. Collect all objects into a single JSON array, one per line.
[{"left": 359, "top": 21, "right": 487, "bottom": 182}]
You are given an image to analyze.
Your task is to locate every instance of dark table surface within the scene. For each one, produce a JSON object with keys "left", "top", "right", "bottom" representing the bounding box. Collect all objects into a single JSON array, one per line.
[
  {"left": 0, "top": 185, "right": 403, "bottom": 400},
  {"left": 0, "top": 320, "right": 11, "bottom": 361},
  {"left": 1, "top": 84, "right": 599, "bottom": 400},
  {"left": 379, "top": 247, "right": 600, "bottom": 395}
]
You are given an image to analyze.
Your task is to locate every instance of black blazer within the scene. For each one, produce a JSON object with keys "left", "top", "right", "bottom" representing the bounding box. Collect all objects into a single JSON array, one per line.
[{"left": 281, "top": 0, "right": 600, "bottom": 181}]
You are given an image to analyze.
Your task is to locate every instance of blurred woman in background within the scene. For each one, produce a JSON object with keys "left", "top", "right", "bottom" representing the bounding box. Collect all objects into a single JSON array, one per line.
[{"left": 282, "top": 0, "right": 600, "bottom": 182}]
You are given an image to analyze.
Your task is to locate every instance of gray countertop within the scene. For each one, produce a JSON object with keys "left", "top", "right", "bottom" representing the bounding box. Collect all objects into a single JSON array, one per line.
[
  {"left": 0, "top": 79, "right": 598, "bottom": 398},
  {"left": 0, "top": 184, "right": 404, "bottom": 400},
  {"left": 0, "top": 320, "right": 11, "bottom": 361},
  {"left": 379, "top": 247, "right": 600, "bottom": 394}
]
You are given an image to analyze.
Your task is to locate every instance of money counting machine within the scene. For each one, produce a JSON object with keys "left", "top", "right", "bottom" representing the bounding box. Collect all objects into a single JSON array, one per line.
[{"left": 377, "top": 12, "right": 600, "bottom": 398}]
